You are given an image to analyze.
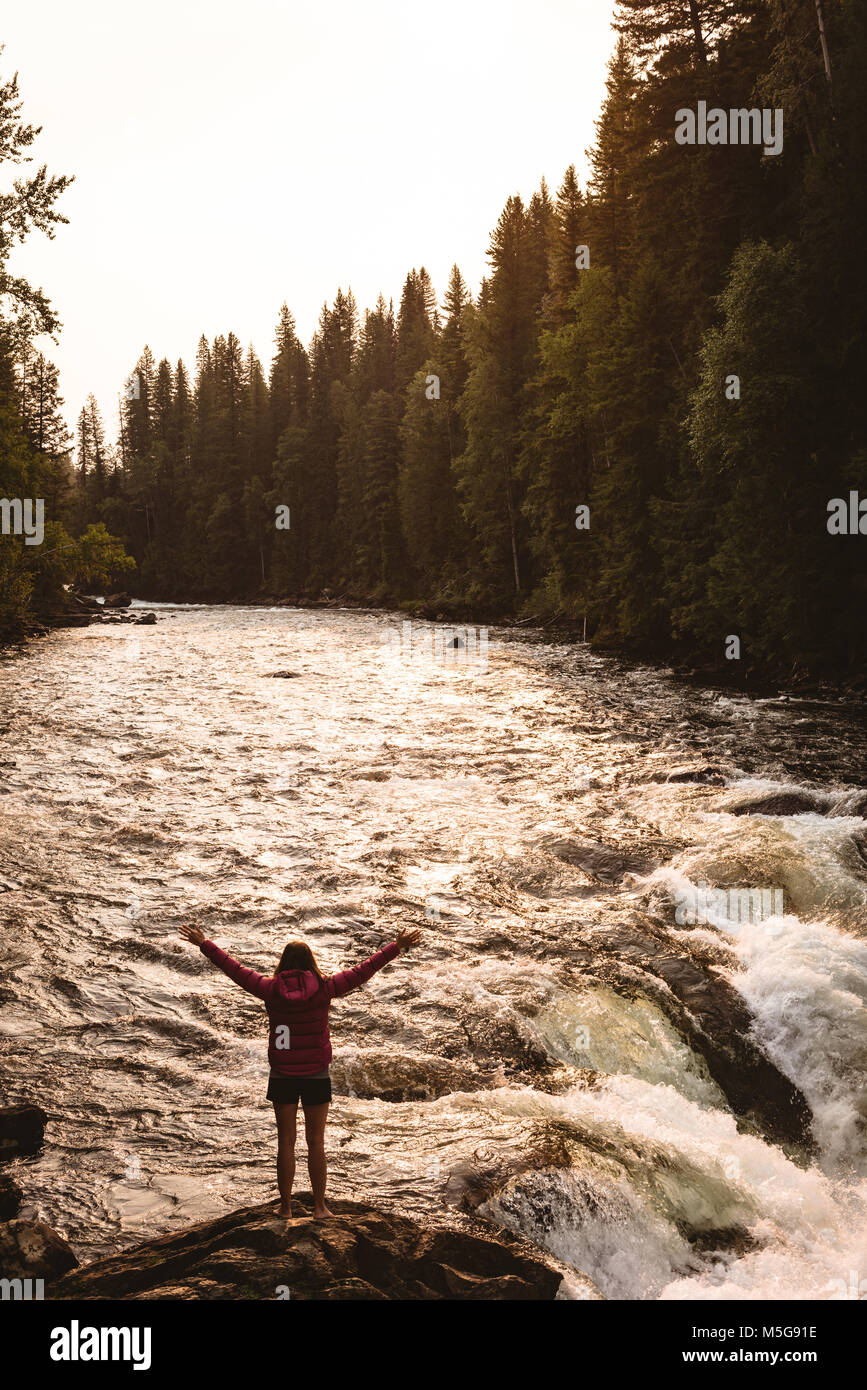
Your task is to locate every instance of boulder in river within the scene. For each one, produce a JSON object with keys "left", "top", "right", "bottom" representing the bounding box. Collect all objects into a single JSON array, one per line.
[
  {"left": 447, "top": 1130, "right": 575, "bottom": 1214},
  {"left": 663, "top": 766, "right": 727, "bottom": 786},
  {"left": 0, "top": 1104, "right": 47, "bottom": 1159},
  {"left": 52, "top": 1198, "right": 563, "bottom": 1300},
  {"left": 103, "top": 592, "right": 132, "bottom": 609},
  {"left": 135, "top": 612, "right": 157, "bottom": 625},
  {"left": 0, "top": 1220, "right": 78, "bottom": 1280},
  {"left": 827, "top": 790, "right": 867, "bottom": 819},
  {"left": 723, "top": 791, "right": 824, "bottom": 816}
]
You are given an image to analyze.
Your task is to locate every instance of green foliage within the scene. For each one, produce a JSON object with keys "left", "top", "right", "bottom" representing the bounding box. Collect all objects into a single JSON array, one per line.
[{"left": 69, "top": 522, "right": 136, "bottom": 589}]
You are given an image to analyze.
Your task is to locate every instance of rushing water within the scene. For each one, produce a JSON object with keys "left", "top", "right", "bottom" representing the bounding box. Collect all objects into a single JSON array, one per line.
[{"left": 1, "top": 604, "right": 866, "bottom": 1300}]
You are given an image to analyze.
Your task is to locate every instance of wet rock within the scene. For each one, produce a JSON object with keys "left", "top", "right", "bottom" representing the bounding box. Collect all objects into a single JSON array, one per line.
[
  {"left": 103, "top": 592, "right": 132, "bottom": 609},
  {"left": 827, "top": 790, "right": 867, "bottom": 819},
  {"left": 663, "top": 766, "right": 727, "bottom": 786},
  {"left": 0, "top": 1173, "right": 22, "bottom": 1219},
  {"left": 532, "top": 1065, "right": 602, "bottom": 1096},
  {"left": 723, "top": 791, "right": 824, "bottom": 816},
  {"left": 0, "top": 1220, "right": 78, "bottom": 1279},
  {"left": 489, "top": 1166, "right": 613, "bottom": 1242},
  {"left": 581, "top": 918, "right": 814, "bottom": 1152},
  {"left": 135, "top": 612, "right": 157, "bottom": 626},
  {"left": 447, "top": 1131, "right": 575, "bottom": 1213},
  {"left": 842, "top": 829, "right": 867, "bottom": 877},
  {"left": 0, "top": 1104, "right": 47, "bottom": 1159},
  {"left": 266, "top": 671, "right": 302, "bottom": 679},
  {"left": 686, "top": 1226, "right": 760, "bottom": 1257},
  {"left": 52, "top": 1198, "right": 562, "bottom": 1300}
]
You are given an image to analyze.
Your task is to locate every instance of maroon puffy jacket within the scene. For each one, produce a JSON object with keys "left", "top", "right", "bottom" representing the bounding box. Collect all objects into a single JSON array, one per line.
[{"left": 200, "top": 938, "right": 400, "bottom": 1075}]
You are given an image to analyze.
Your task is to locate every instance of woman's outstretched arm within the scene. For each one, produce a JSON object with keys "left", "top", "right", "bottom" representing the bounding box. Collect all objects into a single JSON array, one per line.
[
  {"left": 328, "top": 927, "right": 421, "bottom": 999},
  {"left": 179, "top": 923, "right": 277, "bottom": 1001}
]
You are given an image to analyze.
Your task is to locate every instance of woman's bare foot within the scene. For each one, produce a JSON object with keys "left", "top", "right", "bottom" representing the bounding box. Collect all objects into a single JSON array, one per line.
[
  {"left": 278, "top": 1201, "right": 293, "bottom": 1218},
  {"left": 312, "top": 1203, "right": 334, "bottom": 1219}
]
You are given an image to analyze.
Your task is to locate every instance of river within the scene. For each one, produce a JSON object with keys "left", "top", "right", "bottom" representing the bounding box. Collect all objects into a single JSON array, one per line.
[{"left": 1, "top": 603, "right": 866, "bottom": 1299}]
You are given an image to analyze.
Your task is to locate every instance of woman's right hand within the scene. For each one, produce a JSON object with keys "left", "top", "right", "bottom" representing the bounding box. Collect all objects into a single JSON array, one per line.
[{"left": 395, "top": 928, "right": 422, "bottom": 953}]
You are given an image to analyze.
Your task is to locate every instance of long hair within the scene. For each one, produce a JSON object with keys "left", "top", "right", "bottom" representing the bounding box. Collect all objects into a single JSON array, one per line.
[{"left": 275, "top": 939, "right": 324, "bottom": 981}]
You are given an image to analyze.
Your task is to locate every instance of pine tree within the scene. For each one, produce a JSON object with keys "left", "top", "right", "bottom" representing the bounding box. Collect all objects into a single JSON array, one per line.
[
  {"left": 359, "top": 388, "right": 404, "bottom": 592},
  {"left": 304, "top": 290, "right": 357, "bottom": 586},
  {"left": 586, "top": 39, "right": 637, "bottom": 298},
  {"left": 614, "top": 0, "right": 748, "bottom": 72},
  {"left": 547, "top": 166, "right": 586, "bottom": 324},
  {"left": 456, "top": 193, "right": 550, "bottom": 601},
  {"left": 16, "top": 347, "right": 73, "bottom": 516},
  {"left": 396, "top": 269, "right": 436, "bottom": 392},
  {"left": 269, "top": 303, "right": 309, "bottom": 452},
  {"left": 77, "top": 394, "right": 110, "bottom": 509}
]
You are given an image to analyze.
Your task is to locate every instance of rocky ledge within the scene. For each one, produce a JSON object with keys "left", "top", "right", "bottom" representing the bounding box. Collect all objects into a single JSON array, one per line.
[
  {"left": 49, "top": 1196, "right": 570, "bottom": 1300},
  {"left": 0, "top": 1103, "right": 594, "bottom": 1300}
]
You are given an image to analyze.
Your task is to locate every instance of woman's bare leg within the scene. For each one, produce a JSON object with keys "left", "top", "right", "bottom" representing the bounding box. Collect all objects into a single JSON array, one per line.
[
  {"left": 273, "top": 1101, "right": 298, "bottom": 1216},
  {"left": 303, "top": 1102, "right": 332, "bottom": 1217}
]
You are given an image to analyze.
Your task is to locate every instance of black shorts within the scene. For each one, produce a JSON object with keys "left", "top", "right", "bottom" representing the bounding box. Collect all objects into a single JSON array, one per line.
[{"left": 267, "top": 1074, "right": 332, "bottom": 1107}]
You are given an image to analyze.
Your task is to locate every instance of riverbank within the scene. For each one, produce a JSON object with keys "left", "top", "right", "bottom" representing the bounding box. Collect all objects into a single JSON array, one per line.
[{"left": 1, "top": 590, "right": 159, "bottom": 646}]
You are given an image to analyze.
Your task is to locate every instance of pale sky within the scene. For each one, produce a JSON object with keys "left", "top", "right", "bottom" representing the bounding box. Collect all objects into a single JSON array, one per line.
[{"left": 5, "top": 0, "right": 616, "bottom": 442}]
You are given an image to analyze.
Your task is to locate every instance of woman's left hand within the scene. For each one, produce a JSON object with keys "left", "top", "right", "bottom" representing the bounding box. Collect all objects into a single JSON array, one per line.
[{"left": 179, "top": 923, "right": 207, "bottom": 946}]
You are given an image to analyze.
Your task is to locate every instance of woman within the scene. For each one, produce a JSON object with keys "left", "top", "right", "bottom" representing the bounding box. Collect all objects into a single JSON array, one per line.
[{"left": 179, "top": 923, "right": 420, "bottom": 1218}]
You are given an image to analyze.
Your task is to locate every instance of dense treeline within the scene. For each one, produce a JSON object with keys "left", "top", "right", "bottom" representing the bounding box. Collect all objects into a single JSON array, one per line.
[{"left": 7, "top": 2, "right": 867, "bottom": 677}]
